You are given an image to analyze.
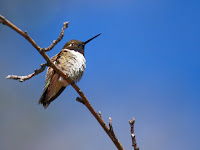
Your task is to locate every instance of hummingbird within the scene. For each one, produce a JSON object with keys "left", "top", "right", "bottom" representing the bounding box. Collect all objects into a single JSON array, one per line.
[{"left": 39, "top": 33, "right": 101, "bottom": 108}]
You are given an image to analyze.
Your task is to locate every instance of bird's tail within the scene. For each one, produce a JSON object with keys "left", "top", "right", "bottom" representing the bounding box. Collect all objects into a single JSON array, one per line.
[
  {"left": 38, "top": 88, "right": 49, "bottom": 108},
  {"left": 39, "top": 86, "right": 66, "bottom": 108}
]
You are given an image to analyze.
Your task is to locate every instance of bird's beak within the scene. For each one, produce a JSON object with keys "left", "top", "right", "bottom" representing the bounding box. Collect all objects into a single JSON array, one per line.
[{"left": 84, "top": 33, "right": 101, "bottom": 45}]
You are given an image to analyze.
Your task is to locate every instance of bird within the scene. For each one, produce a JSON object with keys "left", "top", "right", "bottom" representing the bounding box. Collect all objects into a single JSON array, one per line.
[{"left": 39, "top": 33, "right": 101, "bottom": 108}]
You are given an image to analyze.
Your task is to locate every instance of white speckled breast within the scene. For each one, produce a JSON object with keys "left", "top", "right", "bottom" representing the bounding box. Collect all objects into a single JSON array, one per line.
[{"left": 58, "top": 49, "right": 86, "bottom": 87}]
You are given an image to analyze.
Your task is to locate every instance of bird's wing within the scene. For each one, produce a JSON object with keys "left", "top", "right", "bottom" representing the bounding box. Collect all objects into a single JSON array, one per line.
[
  {"left": 45, "top": 54, "right": 59, "bottom": 83},
  {"left": 39, "top": 53, "right": 62, "bottom": 108}
]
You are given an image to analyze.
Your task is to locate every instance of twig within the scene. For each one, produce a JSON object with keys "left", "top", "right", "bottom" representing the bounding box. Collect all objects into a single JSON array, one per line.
[
  {"left": 129, "top": 118, "right": 139, "bottom": 150},
  {"left": 109, "top": 117, "right": 118, "bottom": 141},
  {"left": 6, "top": 63, "right": 47, "bottom": 82},
  {"left": 0, "top": 15, "right": 125, "bottom": 150},
  {"left": 76, "top": 97, "right": 85, "bottom": 104},
  {"left": 41, "top": 22, "right": 69, "bottom": 52}
]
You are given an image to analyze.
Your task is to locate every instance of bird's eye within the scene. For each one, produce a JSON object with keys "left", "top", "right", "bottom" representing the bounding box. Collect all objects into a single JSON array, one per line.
[{"left": 69, "top": 43, "right": 74, "bottom": 46}]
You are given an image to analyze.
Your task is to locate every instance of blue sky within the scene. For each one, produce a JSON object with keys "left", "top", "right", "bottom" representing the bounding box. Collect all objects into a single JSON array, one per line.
[{"left": 0, "top": 0, "right": 200, "bottom": 150}]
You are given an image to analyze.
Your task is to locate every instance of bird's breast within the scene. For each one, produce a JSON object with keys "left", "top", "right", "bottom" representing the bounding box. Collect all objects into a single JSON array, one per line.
[{"left": 58, "top": 49, "right": 86, "bottom": 84}]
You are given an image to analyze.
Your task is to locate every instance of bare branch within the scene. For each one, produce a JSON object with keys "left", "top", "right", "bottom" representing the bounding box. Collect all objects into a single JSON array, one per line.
[
  {"left": 0, "top": 15, "right": 41, "bottom": 50},
  {"left": 109, "top": 117, "right": 115, "bottom": 136},
  {"left": 109, "top": 117, "right": 113, "bottom": 132},
  {"left": 108, "top": 117, "right": 119, "bottom": 142},
  {"left": 0, "top": 15, "right": 125, "bottom": 150},
  {"left": 6, "top": 63, "right": 47, "bottom": 82},
  {"left": 129, "top": 118, "right": 139, "bottom": 150},
  {"left": 0, "top": 15, "right": 69, "bottom": 82}
]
